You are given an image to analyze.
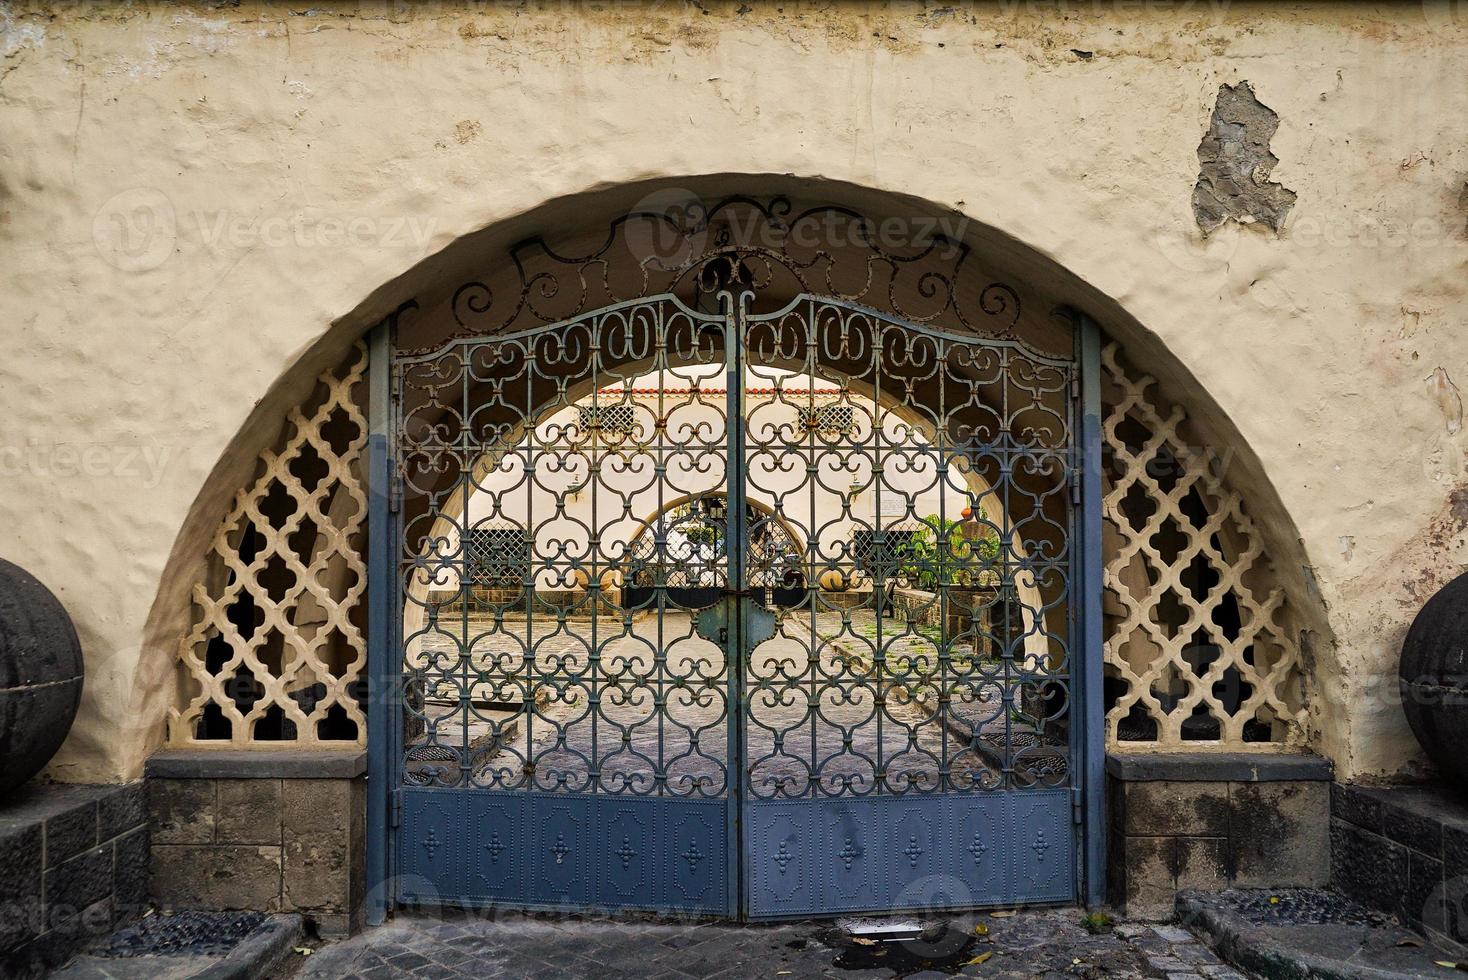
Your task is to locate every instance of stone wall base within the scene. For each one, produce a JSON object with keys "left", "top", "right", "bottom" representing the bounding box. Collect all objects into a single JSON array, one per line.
[
  {"left": 1331, "top": 782, "right": 1468, "bottom": 952},
  {"left": 145, "top": 751, "right": 366, "bottom": 937},
  {"left": 0, "top": 781, "right": 148, "bottom": 978},
  {"left": 1106, "top": 753, "right": 1332, "bottom": 919}
]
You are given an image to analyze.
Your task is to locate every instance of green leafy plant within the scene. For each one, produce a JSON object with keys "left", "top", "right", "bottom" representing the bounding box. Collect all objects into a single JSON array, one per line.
[
  {"left": 681, "top": 522, "right": 721, "bottom": 548},
  {"left": 896, "top": 511, "right": 1000, "bottom": 589}
]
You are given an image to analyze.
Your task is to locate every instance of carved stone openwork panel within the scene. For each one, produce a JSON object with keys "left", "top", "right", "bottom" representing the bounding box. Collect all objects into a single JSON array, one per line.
[
  {"left": 1100, "top": 343, "right": 1308, "bottom": 749},
  {"left": 169, "top": 343, "right": 368, "bottom": 746}
]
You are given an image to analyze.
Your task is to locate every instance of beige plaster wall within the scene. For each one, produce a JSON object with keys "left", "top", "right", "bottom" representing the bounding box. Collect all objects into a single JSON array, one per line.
[{"left": 0, "top": 1, "right": 1463, "bottom": 783}]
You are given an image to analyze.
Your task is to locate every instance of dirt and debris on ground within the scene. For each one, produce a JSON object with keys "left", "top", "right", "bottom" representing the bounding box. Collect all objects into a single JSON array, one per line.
[{"left": 287, "top": 908, "right": 1246, "bottom": 979}]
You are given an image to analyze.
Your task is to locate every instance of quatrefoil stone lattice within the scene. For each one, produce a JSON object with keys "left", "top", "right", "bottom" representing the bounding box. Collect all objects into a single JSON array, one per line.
[
  {"left": 1100, "top": 342, "right": 1307, "bottom": 749},
  {"left": 170, "top": 343, "right": 369, "bottom": 747}
]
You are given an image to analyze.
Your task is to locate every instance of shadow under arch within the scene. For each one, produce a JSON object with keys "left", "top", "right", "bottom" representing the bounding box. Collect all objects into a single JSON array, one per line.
[{"left": 136, "top": 173, "right": 1335, "bottom": 780}]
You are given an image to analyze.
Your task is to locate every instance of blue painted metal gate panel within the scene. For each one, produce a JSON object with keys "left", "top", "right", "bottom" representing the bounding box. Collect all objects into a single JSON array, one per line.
[
  {"left": 745, "top": 790, "right": 1072, "bottom": 917},
  {"left": 399, "top": 789, "right": 730, "bottom": 914}
]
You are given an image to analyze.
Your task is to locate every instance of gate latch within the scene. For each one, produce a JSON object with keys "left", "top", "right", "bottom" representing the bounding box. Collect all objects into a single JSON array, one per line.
[{"left": 694, "top": 597, "right": 777, "bottom": 654}]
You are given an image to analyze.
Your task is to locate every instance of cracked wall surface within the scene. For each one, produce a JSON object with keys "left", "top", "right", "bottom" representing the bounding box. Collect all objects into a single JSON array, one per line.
[
  {"left": 1191, "top": 81, "right": 1298, "bottom": 235},
  {"left": 0, "top": 1, "right": 1465, "bottom": 783}
]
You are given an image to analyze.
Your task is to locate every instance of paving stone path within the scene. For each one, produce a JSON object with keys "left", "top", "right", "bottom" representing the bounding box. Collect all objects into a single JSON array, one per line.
[{"left": 290, "top": 910, "right": 1249, "bottom": 980}]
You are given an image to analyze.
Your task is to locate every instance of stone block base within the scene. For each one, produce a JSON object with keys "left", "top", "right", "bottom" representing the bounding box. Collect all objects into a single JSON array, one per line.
[
  {"left": 1330, "top": 782, "right": 1468, "bottom": 952},
  {"left": 1106, "top": 752, "right": 1332, "bottom": 919},
  {"left": 145, "top": 750, "right": 366, "bottom": 937},
  {"left": 0, "top": 781, "right": 148, "bottom": 978}
]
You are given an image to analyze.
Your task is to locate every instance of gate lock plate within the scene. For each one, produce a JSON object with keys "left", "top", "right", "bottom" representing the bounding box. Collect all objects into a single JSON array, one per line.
[{"left": 694, "top": 596, "right": 777, "bottom": 655}]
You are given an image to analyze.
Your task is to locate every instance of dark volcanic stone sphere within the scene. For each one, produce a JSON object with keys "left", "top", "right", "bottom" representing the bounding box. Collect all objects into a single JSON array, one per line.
[
  {"left": 0, "top": 558, "right": 84, "bottom": 795},
  {"left": 1400, "top": 570, "right": 1468, "bottom": 787}
]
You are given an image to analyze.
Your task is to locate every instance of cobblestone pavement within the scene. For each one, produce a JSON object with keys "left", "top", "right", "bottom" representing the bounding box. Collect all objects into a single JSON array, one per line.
[{"left": 291, "top": 909, "right": 1249, "bottom": 980}]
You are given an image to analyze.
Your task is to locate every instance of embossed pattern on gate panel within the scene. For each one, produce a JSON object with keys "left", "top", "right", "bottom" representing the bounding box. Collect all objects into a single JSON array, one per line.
[
  {"left": 740, "top": 296, "right": 1079, "bottom": 915},
  {"left": 746, "top": 792, "right": 1072, "bottom": 916},
  {"left": 394, "top": 297, "right": 736, "bottom": 914}
]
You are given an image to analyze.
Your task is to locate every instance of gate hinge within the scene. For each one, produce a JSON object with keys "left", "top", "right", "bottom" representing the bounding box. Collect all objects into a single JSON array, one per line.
[
  {"left": 1071, "top": 786, "right": 1085, "bottom": 825},
  {"left": 1070, "top": 466, "right": 1081, "bottom": 505},
  {"left": 390, "top": 789, "right": 403, "bottom": 829},
  {"left": 389, "top": 470, "right": 402, "bottom": 513}
]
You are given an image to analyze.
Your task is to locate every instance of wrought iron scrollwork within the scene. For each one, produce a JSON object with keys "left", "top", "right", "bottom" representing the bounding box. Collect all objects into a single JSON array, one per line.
[
  {"left": 376, "top": 174, "right": 1118, "bottom": 919},
  {"left": 433, "top": 195, "right": 1025, "bottom": 350},
  {"left": 394, "top": 287, "right": 1076, "bottom": 801}
]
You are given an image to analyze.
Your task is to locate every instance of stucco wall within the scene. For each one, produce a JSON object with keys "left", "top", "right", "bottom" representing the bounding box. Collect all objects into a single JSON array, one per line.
[{"left": 1, "top": 1, "right": 1464, "bottom": 782}]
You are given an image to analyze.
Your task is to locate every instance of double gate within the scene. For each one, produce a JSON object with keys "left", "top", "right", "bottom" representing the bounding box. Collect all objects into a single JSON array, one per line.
[{"left": 379, "top": 289, "right": 1097, "bottom": 918}]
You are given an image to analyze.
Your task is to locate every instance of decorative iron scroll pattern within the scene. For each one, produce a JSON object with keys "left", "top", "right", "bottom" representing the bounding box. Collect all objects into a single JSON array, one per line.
[
  {"left": 170, "top": 343, "right": 368, "bottom": 746},
  {"left": 1100, "top": 342, "right": 1307, "bottom": 748},
  {"left": 396, "top": 297, "right": 736, "bottom": 796},
  {"left": 433, "top": 195, "right": 1026, "bottom": 351},
  {"left": 394, "top": 290, "right": 1078, "bottom": 798},
  {"left": 622, "top": 497, "right": 804, "bottom": 592},
  {"left": 741, "top": 296, "right": 1076, "bottom": 797}
]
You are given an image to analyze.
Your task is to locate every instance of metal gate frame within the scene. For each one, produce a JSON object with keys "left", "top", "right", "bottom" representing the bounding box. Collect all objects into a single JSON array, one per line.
[{"left": 363, "top": 299, "right": 1106, "bottom": 924}]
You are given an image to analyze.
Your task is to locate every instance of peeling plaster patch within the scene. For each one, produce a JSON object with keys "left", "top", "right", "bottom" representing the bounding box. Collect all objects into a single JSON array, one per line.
[
  {"left": 1339, "top": 535, "right": 1356, "bottom": 563},
  {"left": 1453, "top": 488, "right": 1468, "bottom": 524},
  {"left": 0, "top": 10, "right": 46, "bottom": 59},
  {"left": 1458, "top": 182, "right": 1468, "bottom": 237},
  {"left": 1341, "top": 480, "right": 1468, "bottom": 620},
  {"left": 1429, "top": 367, "right": 1464, "bottom": 435},
  {"left": 1191, "top": 81, "right": 1297, "bottom": 235},
  {"left": 102, "top": 12, "right": 238, "bottom": 79},
  {"left": 454, "top": 119, "right": 482, "bottom": 145}
]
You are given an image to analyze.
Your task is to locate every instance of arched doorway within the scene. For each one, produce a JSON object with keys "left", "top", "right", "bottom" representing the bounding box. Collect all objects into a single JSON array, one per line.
[
  {"left": 374, "top": 195, "right": 1104, "bottom": 918},
  {"left": 621, "top": 493, "right": 808, "bottom": 610}
]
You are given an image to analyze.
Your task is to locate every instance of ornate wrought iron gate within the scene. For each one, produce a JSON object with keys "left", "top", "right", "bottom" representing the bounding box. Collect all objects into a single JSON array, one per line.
[{"left": 385, "top": 285, "right": 1088, "bottom": 918}]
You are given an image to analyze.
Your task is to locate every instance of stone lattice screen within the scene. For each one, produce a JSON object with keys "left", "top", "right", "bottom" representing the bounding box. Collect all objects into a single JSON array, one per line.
[
  {"left": 1100, "top": 342, "right": 1308, "bottom": 749},
  {"left": 167, "top": 337, "right": 1308, "bottom": 751},
  {"left": 169, "top": 343, "right": 369, "bottom": 747}
]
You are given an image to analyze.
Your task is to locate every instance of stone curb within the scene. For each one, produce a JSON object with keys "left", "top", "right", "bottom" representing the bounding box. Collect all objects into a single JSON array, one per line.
[
  {"left": 1177, "top": 892, "right": 1447, "bottom": 980},
  {"left": 194, "top": 913, "right": 303, "bottom": 980}
]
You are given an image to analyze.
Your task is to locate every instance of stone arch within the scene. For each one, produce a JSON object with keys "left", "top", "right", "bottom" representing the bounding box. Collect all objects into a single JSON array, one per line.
[{"left": 137, "top": 174, "right": 1336, "bottom": 773}]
